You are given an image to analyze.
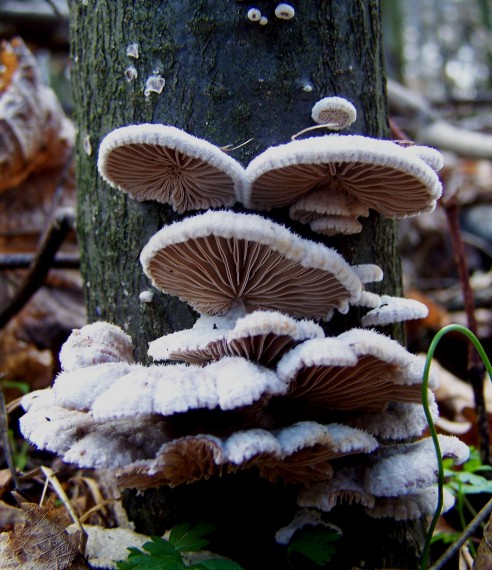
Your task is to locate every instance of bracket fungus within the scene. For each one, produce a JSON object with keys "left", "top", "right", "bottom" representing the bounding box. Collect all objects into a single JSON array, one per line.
[
  {"left": 115, "top": 421, "right": 378, "bottom": 489},
  {"left": 298, "top": 435, "right": 468, "bottom": 520},
  {"left": 17, "top": 87, "right": 453, "bottom": 539},
  {"left": 360, "top": 294, "right": 430, "bottom": 328},
  {"left": 97, "top": 124, "right": 245, "bottom": 213},
  {"left": 58, "top": 321, "right": 135, "bottom": 371},
  {"left": 140, "top": 210, "right": 380, "bottom": 320},
  {"left": 148, "top": 310, "right": 324, "bottom": 367},
  {"left": 274, "top": 328, "right": 434, "bottom": 420},
  {"left": 244, "top": 134, "right": 443, "bottom": 236}
]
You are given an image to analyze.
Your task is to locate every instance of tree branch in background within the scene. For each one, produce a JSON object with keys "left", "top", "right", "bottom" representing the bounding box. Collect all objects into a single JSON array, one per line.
[{"left": 0, "top": 208, "right": 75, "bottom": 330}]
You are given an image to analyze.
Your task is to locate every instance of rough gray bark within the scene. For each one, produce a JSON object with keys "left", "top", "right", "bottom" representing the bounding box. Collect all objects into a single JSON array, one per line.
[{"left": 70, "top": 1, "right": 421, "bottom": 568}]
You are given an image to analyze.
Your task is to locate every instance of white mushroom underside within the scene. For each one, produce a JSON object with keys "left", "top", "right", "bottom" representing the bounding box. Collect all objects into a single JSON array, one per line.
[
  {"left": 311, "top": 97, "right": 357, "bottom": 129},
  {"left": 97, "top": 124, "right": 245, "bottom": 212},
  {"left": 244, "top": 135, "right": 442, "bottom": 215},
  {"left": 102, "top": 144, "right": 237, "bottom": 213},
  {"left": 140, "top": 211, "right": 371, "bottom": 319},
  {"left": 298, "top": 467, "right": 455, "bottom": 520},
  {"left": 149, "top": 310, "right": 324, "bottom": 366}
]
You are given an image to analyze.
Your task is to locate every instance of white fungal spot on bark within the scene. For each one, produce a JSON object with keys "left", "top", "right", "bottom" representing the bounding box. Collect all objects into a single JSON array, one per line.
[
  {"left": 83, "top": 135, "right": 92, "bottom": 156},
  {"left": 139, "top": 290, "right": 154, "bottom": 303},
  {"left": 247, "top": 7, "right": 262, "bottom": 22},
  {"left": 126, "top": 43, "right": 139, "bottom": 59},
  {"left": 144, "top": 74, "right": 165, "bottom": 97},
  {"left": 275, "top": 3, "right": 295, "bottom": 20},
  {"left": 124, "top": 66, "right": 138, "bottom": 82}
]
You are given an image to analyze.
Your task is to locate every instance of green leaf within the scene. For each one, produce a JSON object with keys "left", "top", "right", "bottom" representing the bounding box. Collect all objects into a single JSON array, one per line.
[
  {"left": 431, "top": 531, "right": 460, "bottom": 545},
  {"left": 170, "top": 522, "right": 215, "bottom": 552},
  {"left": 192, "top": 559, "right": 245, "bottom": 569},
  {"left": 446, "top": 471, "right": 492, "bottom": 495},
  {"left": 143, "top": 536, "right": 180, "bottom": 556},
  {"left": 116, "top": 536, "right": 185, "bottom": 570},
  {"left": 287, "top": 526, "right": 340, "bottom": 567}
]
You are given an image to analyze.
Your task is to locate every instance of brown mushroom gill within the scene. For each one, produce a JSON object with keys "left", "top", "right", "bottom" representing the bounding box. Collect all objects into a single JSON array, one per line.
[
  {"left": 284, "top": 357, "right": 423, "bottom": 413},
  {"left": 251, "top": 160, "right": 435, "bottom": 216},
  {"left": 147, "top": 236, "right": 351, "bottom": 318},
  {"left": 168, "top": 333, "right": 302, "bottom": 367},
  {"left": 103, "top": 143, "right": 237, "bottom": 213}
]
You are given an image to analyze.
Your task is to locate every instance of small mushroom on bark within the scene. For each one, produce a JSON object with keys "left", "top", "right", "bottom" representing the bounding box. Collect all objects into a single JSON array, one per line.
[
  {"left": 311, "top": 96, "right": 357, "bottom": 131},
  {"left": 140, "top": 210, "right": 379, "bottom": 320},
  {"left": 360, "top": 294, "right": 429, "bottom": 328},
  {"left": 97, "top": 124, "right": 245, "bottom": 213}
]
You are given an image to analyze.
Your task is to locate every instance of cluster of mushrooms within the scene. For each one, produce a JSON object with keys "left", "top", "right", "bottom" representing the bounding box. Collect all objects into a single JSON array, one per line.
[{"left": 20, "top": 97, "right": 468, "bottom": 538}]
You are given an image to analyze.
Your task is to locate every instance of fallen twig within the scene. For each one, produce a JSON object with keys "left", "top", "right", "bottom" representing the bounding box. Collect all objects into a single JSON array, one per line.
[{"left": 0, "top": 207, "right": 75, "bottom": 330}]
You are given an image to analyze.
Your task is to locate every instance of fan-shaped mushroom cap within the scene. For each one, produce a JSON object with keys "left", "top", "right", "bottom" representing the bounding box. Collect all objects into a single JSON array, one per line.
[
  {"left": 275, "top": 509, "right": 341, "bottom": 545},
  {"left": 149, "top": 310, "right": 324, "bottom": 367},
  {"left": 361, "top": 295, "right": 429, "bottom": 327},
  {"left": 297, "top": 465, "right": 373, "bottom": 513},
  {"left": 115, "top": 421, "right": 378, "bottom": 489},
  {"left": 298, "top": 435, "right": 467, "bottom": 519},
  {"left": 243, "top": 135, "right": 443, "bottom": 225},
  {"left": 366, "top": 487, "right": 455, "bottom": 520},
  {"left": 275, "top": 329, "right": 431, "bottom": 416},
  {"left": 19, "top": 389, "right": 171, "bottom": 469},
  {"left": 147, "top": 311, "right": 240, "bottom": 363},
  {"left": 140, "top": 210, "right": 376, "bottom": 320},
  {"left": 405, "top": 145, "right": 444, "bottom": 171},
  {"left": 311, "top": 97, "right": 357, "bottom": 130},
  {"left": 53, "top": 362, "right": 135, "bottom": 411},
  {"left": 309, "top": 216, "right": 363, "bottom": 237},
  {"left": 347, "top": 398, "right": 439, "bottom": 441},
  {"left": 366, "top": 435, "right": 469, "bottom": 497},
  {"left": 97, "top": 124, "right": 245, "bottom": 213},
  {"left": 288, "top": 185, "right": 371, "bottom": 236},
  {"left": 21, "top": 384, "right": 378, "bottom": 488},
  {"left": 89, "top": 357, "right": 288, "bottom": 420},
  {"left": 298, "top": 466, "right": 456, "bottom": 520},
  {"left": 59, "top": 322, "right": 135, "bottom": 371}
]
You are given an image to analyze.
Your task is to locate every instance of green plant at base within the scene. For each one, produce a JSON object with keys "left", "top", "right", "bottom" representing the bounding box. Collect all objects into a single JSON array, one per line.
[
  {"left": 287, "top": 525, "right": 341, "bottom": 569},
  {"left": 1, "top": 377, "right": 30, "bottom": 473},
  {"left": 432, "top": 446, "right": 492, "bottom": 554},
  {"left": 420, "top": 324, "right": 492, "bottom": 570},
  {"left": 115, "top": 522, "right": 244, "bottom": 569}
]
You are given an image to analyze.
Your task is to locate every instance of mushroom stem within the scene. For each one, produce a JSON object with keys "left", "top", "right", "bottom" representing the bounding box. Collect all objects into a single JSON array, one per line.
[{"left": 290, "top": 123, "right": 341, "bottom": 141}]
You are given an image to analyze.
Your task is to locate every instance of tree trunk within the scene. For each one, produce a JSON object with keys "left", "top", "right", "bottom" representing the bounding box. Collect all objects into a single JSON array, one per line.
[{"left": 70, "top": 1, "right": 422, "bottom": 568}]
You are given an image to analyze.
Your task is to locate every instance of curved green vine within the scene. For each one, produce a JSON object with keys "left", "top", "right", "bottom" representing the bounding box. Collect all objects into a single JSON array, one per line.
[{"left": 420, "top": 324, "right": 492, "bottom": 570}]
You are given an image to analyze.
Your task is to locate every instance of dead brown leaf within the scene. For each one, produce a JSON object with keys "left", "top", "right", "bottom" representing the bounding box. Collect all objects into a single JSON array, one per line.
[
  {"left": 473, "top": 513, "right": 492, "bottom": 570},
  {"left": 0, "top": 38, "right": 74, "bottom": 194},
  {"left": 0, "top": 501, "right": 24, "bottom": 530},
  {"left": 0, "top": 499, "right": 89, "bottom": 569},
  {"left": 0, "top": 471, "right": 13, "bottom": 501}
]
